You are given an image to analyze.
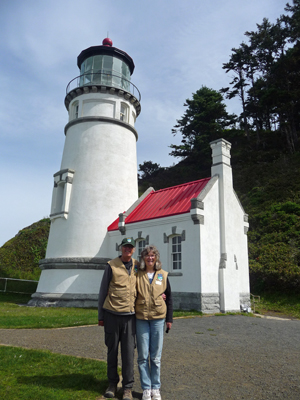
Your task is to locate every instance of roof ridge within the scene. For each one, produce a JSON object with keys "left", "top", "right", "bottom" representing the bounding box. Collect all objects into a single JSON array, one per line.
[{"left": 154, "top": 177, "right": 210, "bottom": 193}]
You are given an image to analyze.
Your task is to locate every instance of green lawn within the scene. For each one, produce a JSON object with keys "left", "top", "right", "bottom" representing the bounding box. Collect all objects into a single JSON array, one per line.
[
  {"left": 0, "top": 346, "right": 108, "bottom": 400},
  {"left": 0, "top": 291, "right": 299, "bottom": 329},
  {"left": 0, "top": 293, "right": 204, "bottom": 329},
  {"left": 0, "top": 293, "right": 98, "bottom": 329}
]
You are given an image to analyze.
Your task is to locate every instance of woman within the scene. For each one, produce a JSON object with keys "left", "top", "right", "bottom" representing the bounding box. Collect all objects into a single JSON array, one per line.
[{"left": 135, "top": 245, "right": 173, "bottom": 400}]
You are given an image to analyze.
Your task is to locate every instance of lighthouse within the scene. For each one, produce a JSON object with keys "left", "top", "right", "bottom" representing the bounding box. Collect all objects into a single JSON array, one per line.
[{"left": 29, "top": 38, "right": 141, "bottom": 307}]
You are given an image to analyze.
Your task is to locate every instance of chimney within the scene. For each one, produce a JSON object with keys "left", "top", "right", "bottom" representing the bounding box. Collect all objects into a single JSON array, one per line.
[
  {"left": 210, "top": 138, "right": 232, "bottom": 186},
  {"left": 210, "top": 138, "right": 233, "bottom": 312}
]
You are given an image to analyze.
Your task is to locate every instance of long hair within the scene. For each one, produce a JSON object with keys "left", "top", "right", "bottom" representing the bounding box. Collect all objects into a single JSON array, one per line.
[{"left": 139, "top": 245, "right": 162, "bottom": 271}]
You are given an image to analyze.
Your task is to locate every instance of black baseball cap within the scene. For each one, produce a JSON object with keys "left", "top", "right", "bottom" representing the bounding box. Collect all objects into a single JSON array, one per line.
[{"left": 120, "top": 237, "right": 136, "bottom": 247}]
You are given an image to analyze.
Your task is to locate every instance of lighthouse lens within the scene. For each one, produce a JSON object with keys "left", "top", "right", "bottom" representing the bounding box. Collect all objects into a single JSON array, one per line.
[{"left": 79, "top": 55, "right": 131, "bottom": 91}]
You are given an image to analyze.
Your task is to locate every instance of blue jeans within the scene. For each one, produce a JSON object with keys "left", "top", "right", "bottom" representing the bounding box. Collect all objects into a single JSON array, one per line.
[{"left": 136, "top": 318, "right": 165, "bottom": 390}]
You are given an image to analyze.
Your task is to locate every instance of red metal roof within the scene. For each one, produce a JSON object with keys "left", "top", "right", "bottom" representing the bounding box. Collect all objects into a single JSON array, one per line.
[{"left": 107, "top": 178, "right": 210, "bottom": 231}]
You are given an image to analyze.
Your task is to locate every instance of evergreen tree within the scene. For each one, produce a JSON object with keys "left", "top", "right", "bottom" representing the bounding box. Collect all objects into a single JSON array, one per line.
[
  {"left": 283, "top": 0, "right": 300, "bottom": 42},
  {"left": 170, "top": 86, "right": 236, "bottom": 160},
  {"left": 221, "top": 42, "right": 253, "bottom": 138}
]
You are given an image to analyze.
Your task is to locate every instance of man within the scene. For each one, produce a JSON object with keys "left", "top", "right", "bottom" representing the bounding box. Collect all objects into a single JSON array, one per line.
[{"left": 98, "top": 237, "right": 139, "bottom": 400}]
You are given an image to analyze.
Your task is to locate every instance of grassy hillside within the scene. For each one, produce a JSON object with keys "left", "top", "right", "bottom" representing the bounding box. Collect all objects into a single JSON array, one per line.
[
  {"left": 234, "top": 149, "right": 300, "bottom": 293},
  {"left": 0, "top": 219, "right": 50, "bottom": 281}
]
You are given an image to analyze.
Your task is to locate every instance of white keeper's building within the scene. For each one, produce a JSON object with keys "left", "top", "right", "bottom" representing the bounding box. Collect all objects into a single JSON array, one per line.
[{"left": 29, "top": 38, "right": 250, "bottom": 313}]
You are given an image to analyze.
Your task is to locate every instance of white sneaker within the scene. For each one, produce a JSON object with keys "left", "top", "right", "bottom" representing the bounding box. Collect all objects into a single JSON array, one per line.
[
  {"left": 151, "top": 388, "right": 161, "bottom": 400},
  {"left": 142, "top": 389, "right": 151, "bottom": 400}
]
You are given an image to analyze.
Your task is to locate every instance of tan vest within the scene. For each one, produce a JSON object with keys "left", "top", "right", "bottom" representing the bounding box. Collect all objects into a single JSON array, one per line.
[
  {"left": 103, "top": 257, "right": 138, "bottom": 314},
  {"left": 135, "top": 269, "right": 168, "bottom": 320}
]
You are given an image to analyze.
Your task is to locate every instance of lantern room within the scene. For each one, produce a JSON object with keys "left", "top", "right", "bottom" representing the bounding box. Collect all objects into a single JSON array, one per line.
[{"left": 65, "top": 38, "right": 141, "bottom": 115}]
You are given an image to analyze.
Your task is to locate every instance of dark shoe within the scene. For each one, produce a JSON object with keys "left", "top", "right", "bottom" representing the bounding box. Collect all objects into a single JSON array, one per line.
[
  {"left": 123, "top": 388, "right": 133, "bottom": 400},
  {"left": 104, "top": 383, "right": 117, "bottom": 398}
]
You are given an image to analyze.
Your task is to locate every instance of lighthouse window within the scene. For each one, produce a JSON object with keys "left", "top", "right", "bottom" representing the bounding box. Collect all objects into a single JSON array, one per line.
[
  {"left": 73, "top": 102, "right": 79, "bottom": 119},
  {"left": 122, "top": 62, "right": 130, "bottom": 79},
  {"left": 121, "top": 62, "right": 130, "bottom": 91},
  {"left": 50, "top": 169, "right": 75, "bottom": 220},
  {"left": 55, "top": 182, "right": 65, "bottom": 215},
  {"left": 93, "top": 55, "right": 102, "bottom": 71},
  {"left": 93, "top": 55, "right": 103, "bottom": 84},
  {"left": 84, "top": 57, "right": 93, "bottom": 84},
  {"left": 80, "top": 57, "right": 93, "bottom": 85},
  {"left": 112, "top": 58, "right": 122, "bottom": 89},
  {"left": 102, "top": 56, "right": 112, "bottom": 86},
  {"left": 113, "top": 58, "right": 122, "bottom": 75},
  {"left": 85, "top": 57, "right": 93, "bottom": 71},
  {"left": 120, "top": 103, "right": 128, "bottom": 122},
  {"left": 103, "top": 56, "right": 113, "bottom": 71}
]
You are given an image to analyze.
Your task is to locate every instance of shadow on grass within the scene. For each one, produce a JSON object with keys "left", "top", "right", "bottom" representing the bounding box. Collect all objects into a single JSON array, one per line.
[{"left": 18, "top": 373, "right": 107, "bottom": 392}]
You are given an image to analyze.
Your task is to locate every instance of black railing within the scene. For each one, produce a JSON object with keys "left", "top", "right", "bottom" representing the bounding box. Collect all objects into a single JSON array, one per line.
[{"left": 66, "top": 72, "right": 141, "bottom": 102}]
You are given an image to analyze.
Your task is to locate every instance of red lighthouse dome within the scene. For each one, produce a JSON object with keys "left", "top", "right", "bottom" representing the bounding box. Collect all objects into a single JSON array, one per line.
[{"left": 102, "top": 37, "right": 113, "bottom": 47}]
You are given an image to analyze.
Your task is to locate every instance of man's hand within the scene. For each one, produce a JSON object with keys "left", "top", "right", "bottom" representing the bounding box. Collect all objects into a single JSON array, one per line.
[
  {"left": 162, "top": 293, "right": 166, "bottom": 301},
  {"left": 98, "top": 320, "right": 104, "bottom": 327},
  {"left": 166, "top": 322, "right": 172, "bottom": 330}
]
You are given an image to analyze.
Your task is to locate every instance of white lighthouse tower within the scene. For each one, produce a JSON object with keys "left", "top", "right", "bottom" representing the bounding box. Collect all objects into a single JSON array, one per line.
[{"left": 29, "top": 38, "right": 141, "bottom": 307}]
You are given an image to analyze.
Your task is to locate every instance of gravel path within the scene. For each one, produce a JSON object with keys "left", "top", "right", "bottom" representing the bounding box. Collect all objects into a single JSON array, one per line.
[{"left": 1, "top": 315, "right": 300, "bottom": 400}]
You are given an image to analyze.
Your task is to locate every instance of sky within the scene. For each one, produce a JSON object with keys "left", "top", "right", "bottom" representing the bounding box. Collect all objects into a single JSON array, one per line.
[{"left": 0, "top": 0, "right": 288, "bottom": 247}]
